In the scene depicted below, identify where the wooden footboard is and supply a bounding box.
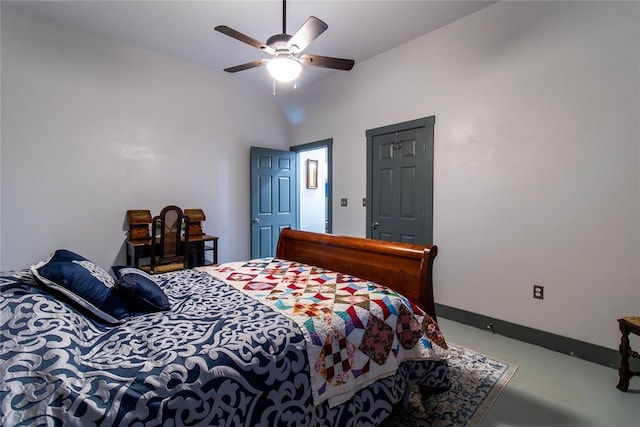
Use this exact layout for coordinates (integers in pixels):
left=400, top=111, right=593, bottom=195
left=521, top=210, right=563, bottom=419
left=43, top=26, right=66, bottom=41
left=276, top=228, right=439, bottom=320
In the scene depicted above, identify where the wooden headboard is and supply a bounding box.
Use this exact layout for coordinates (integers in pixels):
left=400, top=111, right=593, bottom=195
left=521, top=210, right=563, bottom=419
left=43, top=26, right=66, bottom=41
left=275, top=228, right=439, bottom=320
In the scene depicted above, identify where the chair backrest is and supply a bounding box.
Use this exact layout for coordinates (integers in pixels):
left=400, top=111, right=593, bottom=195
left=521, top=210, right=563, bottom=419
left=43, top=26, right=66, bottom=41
left=150, top=205, right=189, bottom=269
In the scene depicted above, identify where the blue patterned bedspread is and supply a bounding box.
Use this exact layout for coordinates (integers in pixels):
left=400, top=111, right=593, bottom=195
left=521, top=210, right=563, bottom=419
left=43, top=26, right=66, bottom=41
left=1, top=268, right=450, bottom=426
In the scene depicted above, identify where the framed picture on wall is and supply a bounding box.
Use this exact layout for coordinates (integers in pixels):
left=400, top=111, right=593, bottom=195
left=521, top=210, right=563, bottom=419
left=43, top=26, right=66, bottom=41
left=306, top=159, right=318, bottom=189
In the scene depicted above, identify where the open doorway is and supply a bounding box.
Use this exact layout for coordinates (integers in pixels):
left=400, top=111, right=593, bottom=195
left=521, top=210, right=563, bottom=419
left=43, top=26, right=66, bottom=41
left=291, top=139, right=332, bottom=234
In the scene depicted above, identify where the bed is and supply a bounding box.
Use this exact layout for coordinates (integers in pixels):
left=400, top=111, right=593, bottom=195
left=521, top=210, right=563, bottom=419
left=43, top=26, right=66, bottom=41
left=1, top=229, right=450, bottom=426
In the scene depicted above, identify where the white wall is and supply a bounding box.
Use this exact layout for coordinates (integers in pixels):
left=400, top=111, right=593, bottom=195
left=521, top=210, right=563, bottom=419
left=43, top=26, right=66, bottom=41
left=0, top=6, right=289, bottom=270
left=288, top=1, right=640, bottom=350
left=2, top=2, right=638, bottom=351
left=299, top=147, right=327, bottom=233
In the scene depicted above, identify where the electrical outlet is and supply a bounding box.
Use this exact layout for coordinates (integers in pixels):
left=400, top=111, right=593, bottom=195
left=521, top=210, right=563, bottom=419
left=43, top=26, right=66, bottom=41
left=341, top=198, right=348, bottom=207
left=533, top=285, right=544, bottom=300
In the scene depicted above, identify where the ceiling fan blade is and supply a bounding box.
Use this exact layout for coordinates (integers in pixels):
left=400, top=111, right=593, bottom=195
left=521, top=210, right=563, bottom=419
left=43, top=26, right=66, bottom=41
left=287, top=16, right=328, bottom=53
left=215, top=25, right=274, bottom=54
left=300, top=54, right=355, bottom=71
left=223, top=59, right=269, bottom=73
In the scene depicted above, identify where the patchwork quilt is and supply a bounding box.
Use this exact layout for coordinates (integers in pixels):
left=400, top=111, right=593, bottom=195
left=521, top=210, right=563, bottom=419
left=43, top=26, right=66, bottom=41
left=200, top=258, right=449, bottom=407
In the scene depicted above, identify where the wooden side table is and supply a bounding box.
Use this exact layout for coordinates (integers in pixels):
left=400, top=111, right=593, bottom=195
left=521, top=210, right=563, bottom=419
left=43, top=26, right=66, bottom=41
left=126, top=235, right=218, bottom=268
left=187, top=234, right=219, bottom=267
left=126, top=238, right=153, bottom=268
left=617, top=316, right=640, bottom=391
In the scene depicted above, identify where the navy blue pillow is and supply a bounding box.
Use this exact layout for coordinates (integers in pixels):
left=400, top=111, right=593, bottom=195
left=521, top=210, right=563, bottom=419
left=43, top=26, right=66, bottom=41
left=31, top=249, right=132, bottom=324
left=112, top=266, right=171, bottom=312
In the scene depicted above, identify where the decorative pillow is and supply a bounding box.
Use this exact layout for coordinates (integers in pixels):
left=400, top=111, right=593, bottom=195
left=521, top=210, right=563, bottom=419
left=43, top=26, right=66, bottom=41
left=30, top=249, right=131, bottom=324
left=111, top=266, right=171, bottom=312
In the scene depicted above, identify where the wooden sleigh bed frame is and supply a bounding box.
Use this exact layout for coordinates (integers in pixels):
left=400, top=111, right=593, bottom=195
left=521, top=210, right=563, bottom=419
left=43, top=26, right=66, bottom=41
left=276, top=228, right=439, bottom=320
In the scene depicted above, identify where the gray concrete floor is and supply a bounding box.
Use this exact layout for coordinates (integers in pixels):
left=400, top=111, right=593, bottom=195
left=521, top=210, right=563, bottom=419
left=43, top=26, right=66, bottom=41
left=436, top=318, right=639, bottom=427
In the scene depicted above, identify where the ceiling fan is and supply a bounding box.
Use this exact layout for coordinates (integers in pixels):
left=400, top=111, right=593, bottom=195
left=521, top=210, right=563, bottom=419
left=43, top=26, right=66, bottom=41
left=215, top=0, right=355, bottom=83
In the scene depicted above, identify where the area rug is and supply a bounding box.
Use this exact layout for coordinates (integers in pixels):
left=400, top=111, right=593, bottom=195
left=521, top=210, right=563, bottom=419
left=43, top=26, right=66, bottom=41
left=381, top=343, right=518, bottom=427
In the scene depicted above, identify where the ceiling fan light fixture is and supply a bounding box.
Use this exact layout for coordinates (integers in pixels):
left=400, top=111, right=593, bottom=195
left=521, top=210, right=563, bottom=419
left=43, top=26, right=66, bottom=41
left=267, top=54, right=302, bottom=82
left=215, top=1, right=354, bottom=84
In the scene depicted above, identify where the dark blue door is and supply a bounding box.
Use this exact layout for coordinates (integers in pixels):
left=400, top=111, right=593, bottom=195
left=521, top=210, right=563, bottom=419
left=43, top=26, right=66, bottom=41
left=250, top=147, right=297, bottom=258
left=366, top=116, right=434, bottom=245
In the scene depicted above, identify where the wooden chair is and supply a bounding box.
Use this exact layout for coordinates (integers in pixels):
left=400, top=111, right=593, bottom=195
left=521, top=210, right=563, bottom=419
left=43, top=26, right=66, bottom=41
left=142, top=205, right=190, bottom=274
left=617, top=316, right=640, bottom=391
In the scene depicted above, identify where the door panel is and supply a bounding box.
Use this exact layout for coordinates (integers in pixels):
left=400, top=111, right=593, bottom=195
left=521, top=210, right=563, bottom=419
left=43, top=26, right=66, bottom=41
left=379, top=168, right=393, bottom=216
left=400, top=166, right=416, bottom=218
left=366, top=117, right=434, bottom=245
left=259, top=175, right=272, bottom=212
left=250, top=147, right=297, bottom=258
left=278, top=176, right=291, bottom=212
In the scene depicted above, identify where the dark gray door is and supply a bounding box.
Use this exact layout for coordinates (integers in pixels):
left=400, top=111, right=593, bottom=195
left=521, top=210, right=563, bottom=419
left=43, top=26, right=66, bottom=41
left=366, top=116, right=434, bottom=245
left=250, top=147, right=297, bottom=258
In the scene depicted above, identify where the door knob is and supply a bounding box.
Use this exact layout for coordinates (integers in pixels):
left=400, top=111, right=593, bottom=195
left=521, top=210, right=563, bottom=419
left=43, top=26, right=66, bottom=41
left=251, top=217, right=260, bottom=224
left=372, top=222, right=379, bottom=229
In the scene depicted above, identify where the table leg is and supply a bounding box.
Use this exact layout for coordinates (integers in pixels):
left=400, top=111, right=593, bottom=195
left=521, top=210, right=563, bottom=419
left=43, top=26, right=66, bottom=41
left=617, top=321, right=631, bottom=392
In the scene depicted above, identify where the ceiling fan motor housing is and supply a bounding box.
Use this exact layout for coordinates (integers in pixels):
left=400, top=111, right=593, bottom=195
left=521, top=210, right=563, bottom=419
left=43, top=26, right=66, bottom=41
left=266, top=34, right=297, bottom=53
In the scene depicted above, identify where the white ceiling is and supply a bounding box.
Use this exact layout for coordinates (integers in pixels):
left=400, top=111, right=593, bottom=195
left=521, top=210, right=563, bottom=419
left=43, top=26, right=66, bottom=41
left=6, top=0, right=497, bottom=88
